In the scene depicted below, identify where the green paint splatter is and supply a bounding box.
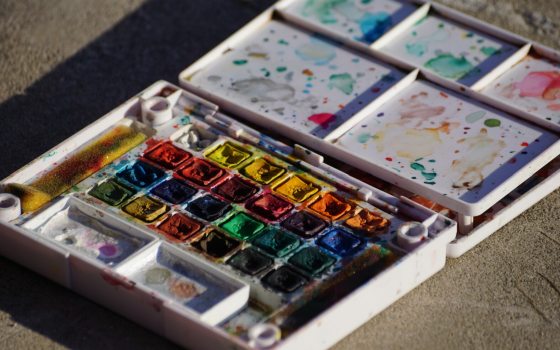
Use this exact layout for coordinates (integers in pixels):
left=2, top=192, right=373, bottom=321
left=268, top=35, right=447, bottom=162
left=276, top=66, right=287, bottom=72
left=328, top=73, right=354, bottom=95
left=480, top=47, right=500, bottom=56
left=233, top=59, right=247, bottom=65
left=484, top=118, right=501, bottom=127
left=260, top=68, right=271, bottom=77
left=180, top=116, right=191, bottom=125
left=278, top=39, right=289, bottom=45
left=357, top=133, right=370, bottom=144
left=424, top=53, right=474, bottom=79
left=465, top=110, right=486, bottom=123
left=428, top=159, right=436, bottom=163
left=410, top=162, right=437, bottom=183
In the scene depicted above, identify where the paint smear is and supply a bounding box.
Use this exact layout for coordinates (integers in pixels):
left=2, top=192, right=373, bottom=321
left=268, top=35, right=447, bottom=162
left=513, top=71, right=560, bottom=102
left=230, top=78, right=295, bottom=103
left=451, top=128, right=506, bottom=189
left=328, top=73, right=354, bottom=95
left=424, top=53, right=474, bottom=80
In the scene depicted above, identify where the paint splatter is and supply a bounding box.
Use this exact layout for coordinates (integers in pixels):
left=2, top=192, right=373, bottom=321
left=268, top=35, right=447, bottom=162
left=410, top=161, right=437, bottom=183
left=295, top=38, right=337, bottom=65
left=483, top=118, right=501, bottom=127
left=308, top=113, right=336, bottom=129
left=328, top=73, right=354, bottom=95
left=233, top=59, right=248, bottom=65
left=357, top=133, right=370, bottom=144
left=424, top=53, right=474, bottom=80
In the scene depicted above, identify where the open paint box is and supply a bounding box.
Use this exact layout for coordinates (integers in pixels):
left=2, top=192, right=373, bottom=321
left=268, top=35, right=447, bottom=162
left=0, top=0, right=558, bottom=349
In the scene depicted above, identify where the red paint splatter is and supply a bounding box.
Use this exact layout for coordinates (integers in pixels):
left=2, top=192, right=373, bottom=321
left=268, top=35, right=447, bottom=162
left=385, top=157, right=393, bottom=162
left=371, top=87, right=381, bottom=93
left=439, top=92, right=448, bottom=98
left=521, top=142, right=529, bottom=147
left=308, top=113, right=336, bottom=129
left=509, top=157, right=517, bottom=164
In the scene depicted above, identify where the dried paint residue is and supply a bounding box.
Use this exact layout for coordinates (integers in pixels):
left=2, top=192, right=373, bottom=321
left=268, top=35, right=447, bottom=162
left=424, top=53, right=474, bottom=80
left=345, top=209, right=390, bottom=237
left=123, top=196, right=168, bottom=222
left=7, top=125, right=146, bottom=212
left=513, top=71, right=560, bottom=103
left=241, top=158, right=286, bottom=184
left=274, top=176, right=319, bottom=202
left=328, top=73, right=354, bottom=95
left=206, top=142, right=252, bottom=168
left=309, top=193, right=351, bottom=219
left=451, top=128, right=506, bottom=189
left=89, top=179, right=135, bottom=206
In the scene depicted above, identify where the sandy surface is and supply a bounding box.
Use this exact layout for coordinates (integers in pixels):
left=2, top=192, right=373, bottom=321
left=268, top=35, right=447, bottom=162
left=0, top=0, right=559, bottom=349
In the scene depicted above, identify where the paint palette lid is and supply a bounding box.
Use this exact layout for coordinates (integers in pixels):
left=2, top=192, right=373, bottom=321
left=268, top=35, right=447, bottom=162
left=181, top=19, right=405, bottom=140
left=332, top=80, right=559, bottom=215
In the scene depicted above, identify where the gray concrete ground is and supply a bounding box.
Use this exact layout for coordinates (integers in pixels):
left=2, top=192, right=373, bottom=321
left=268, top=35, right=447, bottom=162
left=0, top=0, right=559, bottom=349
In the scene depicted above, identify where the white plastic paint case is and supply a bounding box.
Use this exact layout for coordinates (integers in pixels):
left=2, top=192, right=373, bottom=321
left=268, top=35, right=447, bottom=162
left=0, top=80, right=456, bottom=349
left=178, top=0, right=560, bottom=256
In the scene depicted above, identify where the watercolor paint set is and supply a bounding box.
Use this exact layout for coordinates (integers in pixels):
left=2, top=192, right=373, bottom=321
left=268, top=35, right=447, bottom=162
left=0, top=81, right=455, bottom=349
left=180, top=0, right=560, bottom=257
left=0, top=0, right=559, bottom=349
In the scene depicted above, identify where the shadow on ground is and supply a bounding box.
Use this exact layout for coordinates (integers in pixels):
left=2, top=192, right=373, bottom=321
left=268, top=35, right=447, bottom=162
left=0, top=0, right=274, bottom=348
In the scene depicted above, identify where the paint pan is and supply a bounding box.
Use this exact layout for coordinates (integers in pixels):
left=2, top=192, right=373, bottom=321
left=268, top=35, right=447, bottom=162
left=206, top=142, right=252, bottom=168
left=157, top=213, right=202, bottom=242
left=123, top=196, right=168, bottom=223
left=282, top=211, right=327, bottom=238
left=192, top=229, right=240, bottom=259
left=186, top=195, right=231, bottom=222
left=241, top=158, right=286, bottom=185
left=213, top=176, right=257, bottom=203
left=116, top=242, right=250, bottom=325
left=145, top=142, right=192, bottom=169
left=220, top=212, right=265, bottom=241
left=247, top=193, right=294, bottom=221
left=23, top=197, right=153, bottom=266
left=252, top=227, right=301, bottom=257
left=345, top=208, right=391, bottom=238
left=179, top=158, right=225, bottom=186
left=117, top=160, right=166, bottom=189
left=150, top=178, right=197, bottom=204
left=309, top=193, right=352, bottom=220
left=227, top=248, right=273, bottom=276
left=89, top=179, right=136, bottom=206
left=273, top=175, right=320, bottom=203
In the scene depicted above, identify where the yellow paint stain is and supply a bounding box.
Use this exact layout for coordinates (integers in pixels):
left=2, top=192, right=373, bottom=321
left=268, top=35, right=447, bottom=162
left=6, top=125, right=146, bottom=213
